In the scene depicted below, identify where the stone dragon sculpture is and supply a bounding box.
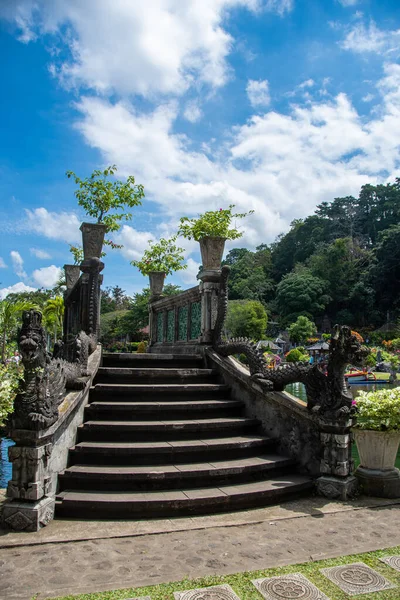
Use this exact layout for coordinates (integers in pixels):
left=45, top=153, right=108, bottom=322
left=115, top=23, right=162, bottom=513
left=213, top=265, right=368, bottom=420
left=12, top=310, right=91, bottom=431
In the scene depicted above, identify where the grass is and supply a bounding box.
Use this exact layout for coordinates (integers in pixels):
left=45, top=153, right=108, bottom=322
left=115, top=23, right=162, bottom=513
left=47, top=546, right=400, bottom=600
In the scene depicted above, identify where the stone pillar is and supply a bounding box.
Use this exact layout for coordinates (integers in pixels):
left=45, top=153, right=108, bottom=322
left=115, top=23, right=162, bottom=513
left=316, top=420, right=358, bottom=500
left=2, top=442, right=55, bottom=532
left=198, top=269, right=220, bottom=344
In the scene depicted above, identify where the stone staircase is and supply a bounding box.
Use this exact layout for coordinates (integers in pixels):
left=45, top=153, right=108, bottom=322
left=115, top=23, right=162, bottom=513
left=55, top=353, right=313, bottom=519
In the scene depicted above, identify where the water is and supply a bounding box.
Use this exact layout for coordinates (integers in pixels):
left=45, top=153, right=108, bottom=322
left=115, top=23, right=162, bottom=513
left=0, top=436, right=14, bottom=489
left=285, top=381, right=397, bottom=402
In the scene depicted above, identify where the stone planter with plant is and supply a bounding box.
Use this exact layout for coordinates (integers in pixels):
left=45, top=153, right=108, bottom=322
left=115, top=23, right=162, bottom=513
left=131, top=236, right=186, bottom=297
left=353, top=387, right=400, bottom=498
left=177, top=204, right=254, bottom=271
left=66, top=164, right=144, bottom=258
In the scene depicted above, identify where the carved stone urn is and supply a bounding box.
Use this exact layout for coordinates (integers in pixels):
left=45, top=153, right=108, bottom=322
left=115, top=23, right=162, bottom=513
left=80, top=222, right=106, bottom=259
left=354, top=429, right=400, bottom=498
left=199, top=236, right=226, bottom=271
left=149, top=271, right=166, bottom=298
left=64, top=265, right=81, bottom=291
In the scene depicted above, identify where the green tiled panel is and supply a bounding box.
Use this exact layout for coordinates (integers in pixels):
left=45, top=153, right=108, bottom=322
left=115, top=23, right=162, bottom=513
left=156, top=311, right=164, bottom=342
left=190, top=301, right=201, bottom=340
left=178, top=306, right=188, bottom=340
left=167, top=309, right=175, bottom=342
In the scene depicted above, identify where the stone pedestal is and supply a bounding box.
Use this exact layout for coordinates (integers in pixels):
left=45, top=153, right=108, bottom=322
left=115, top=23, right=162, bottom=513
left=316, top=475, right=358, bottom=500
left=355, top=466, right=400, bottom=498
left=317, top=421, right=358, bottom=500
left=199, top=270, right=220, bottom=344
left=2, top=496, right=55, bottom=532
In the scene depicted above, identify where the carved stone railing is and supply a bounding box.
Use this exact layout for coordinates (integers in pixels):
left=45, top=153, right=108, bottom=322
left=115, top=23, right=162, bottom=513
left=2, top=222, right=106, bottom=531
left=149, top=286, right=202, bottom=351
left=148, top=267, right=221, bottom=353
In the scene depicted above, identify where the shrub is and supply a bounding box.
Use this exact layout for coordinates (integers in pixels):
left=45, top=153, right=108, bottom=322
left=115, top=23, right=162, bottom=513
left=178, top=205, right=254, bottom=241
left=353, top=387, right=400, bottom=431
left=285, top=348, right=309, bottom=363
left=137, top=341, right=148, bottom=353
left=0, top=362, right=21, bottom=427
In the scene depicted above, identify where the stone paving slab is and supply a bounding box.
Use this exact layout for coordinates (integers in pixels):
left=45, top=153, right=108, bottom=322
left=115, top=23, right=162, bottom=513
left=380, top=555, right=400, bottom=571
left=320, top=562, right=396, bottom=595
left=1, top=504, right=400, bottom=600
left=174, top=584, right=240, bottom=600
left=1, top=488, right=399, bottom=548
left=253, top=573, right=329, bottom=600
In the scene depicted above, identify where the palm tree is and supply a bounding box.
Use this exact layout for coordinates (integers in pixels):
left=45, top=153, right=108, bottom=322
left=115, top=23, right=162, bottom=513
left=0, top=300, right=34, bottom=363
left=43, top=297, right=65, bottom=346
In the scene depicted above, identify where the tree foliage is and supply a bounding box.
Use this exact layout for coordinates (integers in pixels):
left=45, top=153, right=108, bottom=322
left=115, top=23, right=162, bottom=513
left=225, top=300, right=267, bottom=339
left=288, top=316, right=317, bottom=344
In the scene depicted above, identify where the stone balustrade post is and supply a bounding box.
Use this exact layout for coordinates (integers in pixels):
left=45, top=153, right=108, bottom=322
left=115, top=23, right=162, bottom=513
left=316, top=419, right=357, bottom=500
left=198, top=268, right=220, bottom=344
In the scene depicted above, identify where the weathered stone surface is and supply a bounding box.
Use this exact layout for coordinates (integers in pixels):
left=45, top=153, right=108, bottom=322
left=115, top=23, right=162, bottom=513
left=355, top=465, right=400, bottom=499
left=320, top=562, right=396, bottom=595
left=2, top=496, right=55, bottom=532
left=380, top=556, right=400, bottom=571
left=174, top=584, right=240, bottom=600
left=253, top=573, right=329, bottom=600
left=316, top=475, right=358, bottom=500
left=7, top=443, right=52, bottom=501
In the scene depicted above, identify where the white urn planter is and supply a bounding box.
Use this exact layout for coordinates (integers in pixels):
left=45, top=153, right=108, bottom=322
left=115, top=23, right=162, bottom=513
left=149, top=271, right=166, bottom=297
left=199, top=236, right=226, bottom=271
left=354, top=429, right=400, bottom=498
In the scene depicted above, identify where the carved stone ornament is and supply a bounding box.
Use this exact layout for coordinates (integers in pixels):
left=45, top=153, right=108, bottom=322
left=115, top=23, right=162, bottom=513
left=7, top=443, right=52, bottom=500
left=199, top=236, right=226, bottom=271
left=253, top=573, right=329, bottom=600
left=321, top=562, right=396, bottom=595
left=174, top=585, right=241, bottom=600
left=213, top=266, right=368, bottom=421
left=2, top=496, right=55, bottom=532
left=11, top=310, right=91, bottom=431
left=316, top=475, right=358, bottom=500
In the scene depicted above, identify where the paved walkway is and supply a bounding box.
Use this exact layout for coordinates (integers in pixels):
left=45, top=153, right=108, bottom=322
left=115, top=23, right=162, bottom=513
left=1, top=495, right=400, bottom=600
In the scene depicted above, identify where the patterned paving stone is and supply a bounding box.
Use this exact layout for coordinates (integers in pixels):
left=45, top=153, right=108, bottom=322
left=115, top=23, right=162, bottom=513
left=174, top=584, right=241, bottom=600
left=252, top=573, right=329, bottom=600
left=380, top=555, right=400, bottom=572
left=320, top=562, right=396, bottom=595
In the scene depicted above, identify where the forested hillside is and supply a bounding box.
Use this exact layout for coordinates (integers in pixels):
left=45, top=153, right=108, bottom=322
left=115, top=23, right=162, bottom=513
left=223, top=179, right=400, bottom=330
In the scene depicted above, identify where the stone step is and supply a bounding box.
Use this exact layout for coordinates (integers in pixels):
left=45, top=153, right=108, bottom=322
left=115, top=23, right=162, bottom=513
left=95, top=367, right=218, bottom=384
left=90, top=383, right=231, bottom=401
left=77, top=417, right=261, bottom=442
left=69, top=435, right=275, bottom=465
left=102, top=353, right=204, bottom=369
left=59, top=454, right=296, bottom=491
left=55, top=475, right=314, bottom=518
left=84, top=399, right=243, bottom=420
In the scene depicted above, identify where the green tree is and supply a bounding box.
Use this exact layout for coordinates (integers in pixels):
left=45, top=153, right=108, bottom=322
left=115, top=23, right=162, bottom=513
left=370, top=225, right=400, bottom=314
left=275, top=267, right=330, bottom=324
left=43, top=296, right=65, bottom=345
left=225, top=300, right=267, bottom=339
left=0, top=300, right=34, bottom=363
left=66, top=165, right=145, bottom=247
left=288, top=316, right=317, bottom=345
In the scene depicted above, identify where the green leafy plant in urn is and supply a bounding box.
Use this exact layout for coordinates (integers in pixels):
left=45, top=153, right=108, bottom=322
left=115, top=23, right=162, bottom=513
left=353, top=387, right=400, bottom=498
left=178, top=205, right=254, bottom=272
left=131, top=237, right=186, bottom=298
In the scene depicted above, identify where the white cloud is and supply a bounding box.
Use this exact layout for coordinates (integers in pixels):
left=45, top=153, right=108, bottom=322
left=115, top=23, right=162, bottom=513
left=74, top=63, right=400, bottom=250
left=30, top=247, right=51, bottom=259
left=115, top=225, right=156, bottom=262
left=0, top=0, right=292, bottom=98
left=180, top=258, right=201, bottom=285
left=0, top=282, right=36, bottom=300
left=25, top=208, right=81, bottom=243
left=0, top=257, right=7, bottom=268
left=31, top=265, right=63, bottom=288
left=246, top=79, right=271, bottom=107
left=338, top=0, right=359, bottom=6
left=183, top=100, right=203, bottom=123
left=340, top=21, right=400, bottom=56
left=362, top=93, right=374, bottom=102
left=10, top=251, right=27, bottom=279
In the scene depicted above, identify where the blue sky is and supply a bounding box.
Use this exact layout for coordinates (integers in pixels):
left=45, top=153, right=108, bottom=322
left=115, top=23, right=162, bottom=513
left=1, top=0, right=400, bottom=298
